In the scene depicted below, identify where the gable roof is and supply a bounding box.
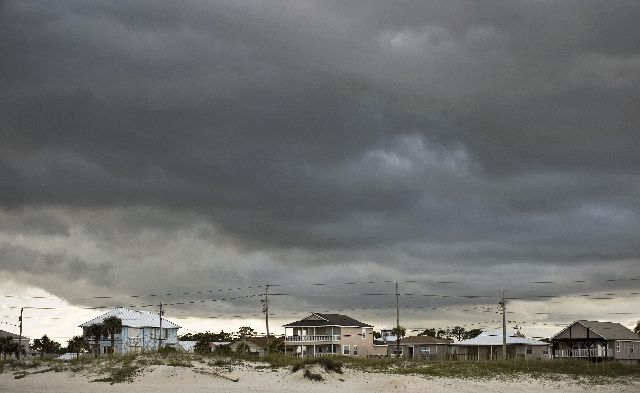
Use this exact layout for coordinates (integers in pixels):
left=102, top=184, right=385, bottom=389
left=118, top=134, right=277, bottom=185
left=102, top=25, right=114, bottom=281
left=0, top=329, right=28, bottom=340
left=552, top=320, right=640, bottom=341
left=453, top=330, right=548, bottom=346
left=388, top=335, right=452, bottom=345
left=283, top=313, right=373, bottom=327
left=79, top=307, right=180, bottom=329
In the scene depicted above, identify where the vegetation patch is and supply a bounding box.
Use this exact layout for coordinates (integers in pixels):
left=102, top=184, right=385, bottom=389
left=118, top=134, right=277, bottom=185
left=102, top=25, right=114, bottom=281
left=90, top=364, right=140, bottom=384
left=302, top=368, right=323, bottom=381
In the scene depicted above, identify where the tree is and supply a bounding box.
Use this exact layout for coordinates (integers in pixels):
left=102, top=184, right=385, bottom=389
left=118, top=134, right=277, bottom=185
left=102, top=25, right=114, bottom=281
left=68, top=336, right=89, bottom=359
left=391, top=326, right=406, bottom=358
left=237, top=326, right=256, bottom=339
left=31, top=335, right=61, bottom=358
left=634, top=321, right=640, bottom=336
left=87, top=324, right=107, bottom=358
left=103, top=316, right=123, bottom=354
left=462, top=329, right=482, bottom=340
left=418, top=328, right=437, bottom=337
left=267, top=337, right=285, bottom=354
left=372, top=331, right=382, bottom=340
left=450, top=326, right=466, bottom=341
left=0, top=336, right=19, bottom=360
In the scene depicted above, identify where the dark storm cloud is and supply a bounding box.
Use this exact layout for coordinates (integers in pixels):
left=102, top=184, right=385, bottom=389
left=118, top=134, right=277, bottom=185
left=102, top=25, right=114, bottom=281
left=1, top=0, right=639, bottom=315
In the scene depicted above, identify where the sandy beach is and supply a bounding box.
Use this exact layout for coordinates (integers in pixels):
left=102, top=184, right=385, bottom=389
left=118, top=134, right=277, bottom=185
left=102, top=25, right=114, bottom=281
left=1, top=362, right=638, bottom=393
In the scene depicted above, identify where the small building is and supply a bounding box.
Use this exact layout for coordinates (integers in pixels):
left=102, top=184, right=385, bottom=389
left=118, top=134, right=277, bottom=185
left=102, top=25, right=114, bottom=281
left=79, top=307, right=180, bottom=355
left=229, top=336, right=269, bottom=357
left=551, top=320, right=640, bottom=364
left=283, top=313, right=375, bottom=357
left=452, top=330, right=550, bottom=360
left=388, top=335, right=452, bottom=359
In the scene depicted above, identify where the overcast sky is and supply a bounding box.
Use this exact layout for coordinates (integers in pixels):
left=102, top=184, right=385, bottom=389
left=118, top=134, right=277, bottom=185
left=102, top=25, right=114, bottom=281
left=1, top=1, right=639, bottom=342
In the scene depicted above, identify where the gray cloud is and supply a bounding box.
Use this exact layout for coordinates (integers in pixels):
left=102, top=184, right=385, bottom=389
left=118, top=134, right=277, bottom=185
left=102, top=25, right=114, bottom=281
left=0, top=1, right=639, bottom=326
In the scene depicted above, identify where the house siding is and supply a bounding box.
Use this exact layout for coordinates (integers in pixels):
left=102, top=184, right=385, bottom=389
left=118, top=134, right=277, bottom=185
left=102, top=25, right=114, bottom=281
left=614, top=340, right=640, bottom=362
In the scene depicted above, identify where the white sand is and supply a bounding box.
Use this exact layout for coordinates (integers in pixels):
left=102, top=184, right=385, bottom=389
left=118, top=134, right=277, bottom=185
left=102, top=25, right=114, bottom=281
left=1, top=363, right=637, bottom=393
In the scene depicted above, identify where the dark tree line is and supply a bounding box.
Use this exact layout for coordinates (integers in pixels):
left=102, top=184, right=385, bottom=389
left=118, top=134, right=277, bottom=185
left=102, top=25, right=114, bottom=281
left=418, top=326, right=482, bottom=341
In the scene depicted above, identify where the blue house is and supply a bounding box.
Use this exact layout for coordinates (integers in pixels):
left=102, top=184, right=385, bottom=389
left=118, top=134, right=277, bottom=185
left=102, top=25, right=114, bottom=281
left=79, top=307, right=180, bottom=355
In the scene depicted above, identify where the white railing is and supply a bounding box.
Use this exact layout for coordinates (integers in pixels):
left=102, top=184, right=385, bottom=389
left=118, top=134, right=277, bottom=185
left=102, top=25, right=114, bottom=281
left=285, top=335, right=340, bottom=342
left=314, top=353, right=339, bottom=356
left=554, top=349, right=607, bottom=358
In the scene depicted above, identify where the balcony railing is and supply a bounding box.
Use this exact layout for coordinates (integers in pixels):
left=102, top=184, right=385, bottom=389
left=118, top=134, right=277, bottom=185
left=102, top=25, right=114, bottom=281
left=554, top=349, right=607, bottom=358
left=285, top=335, right=340, bottom=342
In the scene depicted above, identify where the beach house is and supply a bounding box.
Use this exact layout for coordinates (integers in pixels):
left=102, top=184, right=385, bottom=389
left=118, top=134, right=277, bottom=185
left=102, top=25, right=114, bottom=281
left=551, top=320, right=640, bottom=364
left=451, top=330, right=550, bottom=360
left=387, top=335, right=453, bottom=359
left=283, top=313, right=379, bottom=357
left=79, top=307, right=180, bottom=355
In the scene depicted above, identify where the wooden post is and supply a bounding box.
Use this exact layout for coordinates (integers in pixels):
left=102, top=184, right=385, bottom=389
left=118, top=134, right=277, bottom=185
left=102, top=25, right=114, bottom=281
left=17, top=308, right=23, bottom=360
left=158, top=303, right=163, bottom=349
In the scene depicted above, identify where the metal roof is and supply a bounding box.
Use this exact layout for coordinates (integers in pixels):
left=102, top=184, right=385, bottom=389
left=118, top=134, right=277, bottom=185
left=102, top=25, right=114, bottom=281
left=283, top=313, right=373, bottom=327
left=552, top=320, right=640, bottom=341
left=453, top=330, right=548, bottom=346
left=79, top=307, right=180, bottom=329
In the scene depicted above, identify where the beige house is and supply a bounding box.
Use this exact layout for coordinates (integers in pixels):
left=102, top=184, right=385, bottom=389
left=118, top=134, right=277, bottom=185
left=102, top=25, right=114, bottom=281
left=551, top=320, right=640, bottom=364
left=283, top=313, right=375, bottom=357
left=388, top=335, right=452, bottom=359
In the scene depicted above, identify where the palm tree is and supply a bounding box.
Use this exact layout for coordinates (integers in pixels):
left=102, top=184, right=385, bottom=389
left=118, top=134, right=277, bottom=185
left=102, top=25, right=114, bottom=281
left=103, top=316, right=123, bottom=354
left=68, top=336, right=89, bottom=359
left=31, top=335, right=53, bottom=358
left=87, top=324, right=106, bottom=358
left=391, top=326, right=406, bottom=359
left=634, top=321, right=640, bottom=336
left=0, top=336, right=15, bottom=359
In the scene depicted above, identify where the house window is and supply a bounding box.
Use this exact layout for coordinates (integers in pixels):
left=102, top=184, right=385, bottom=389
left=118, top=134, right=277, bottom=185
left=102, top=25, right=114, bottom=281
left=616, top=342, right=620, bottom=352
left=420, top=345, right=430, bottom=355
left=343, top=345, right=350, bottom=355
left=362, top=328, right=366, bottom=339
left=392, top=347, right=403, bottom=356
left=631, top=343, right=634, bottom=354
left=353, top=345, right=358, bottom=356
left=526, top=346, right=532, bottom=355
left=543, top=347, right=549, bottom=355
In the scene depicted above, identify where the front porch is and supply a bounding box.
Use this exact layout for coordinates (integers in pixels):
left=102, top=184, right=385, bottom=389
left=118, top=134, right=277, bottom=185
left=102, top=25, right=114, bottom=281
left=285, top=344, right=341, bottom=357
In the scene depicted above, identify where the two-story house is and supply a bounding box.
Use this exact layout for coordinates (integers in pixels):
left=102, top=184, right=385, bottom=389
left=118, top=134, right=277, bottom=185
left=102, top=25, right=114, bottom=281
left=283, top=313, right=379, bottom=357
left=79, top=307, right=180, bottom=355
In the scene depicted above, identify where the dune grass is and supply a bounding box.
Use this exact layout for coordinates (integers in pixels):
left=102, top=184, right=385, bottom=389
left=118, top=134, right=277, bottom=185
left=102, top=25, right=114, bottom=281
left=4, top=351, right=639, bottom=385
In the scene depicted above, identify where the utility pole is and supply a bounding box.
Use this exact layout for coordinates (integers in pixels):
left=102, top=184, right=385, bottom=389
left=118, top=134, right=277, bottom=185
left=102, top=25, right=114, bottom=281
left=499, top=291, right=507, bottom=360
left=158, top=303, right=163, bottom=349
left=395, top=281, right=400, bottom=359
left=17, top=308, right=23, bottom=360
left=263, top=285, right=270, bottom=354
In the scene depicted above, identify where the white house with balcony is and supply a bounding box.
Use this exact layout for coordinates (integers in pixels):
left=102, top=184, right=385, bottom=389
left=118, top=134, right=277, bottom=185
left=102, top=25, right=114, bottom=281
left=283, top=313, right=377, bottom=357
left=79, top=307, right=180, bottom=355
left=551, top=320, right=640, bottom=364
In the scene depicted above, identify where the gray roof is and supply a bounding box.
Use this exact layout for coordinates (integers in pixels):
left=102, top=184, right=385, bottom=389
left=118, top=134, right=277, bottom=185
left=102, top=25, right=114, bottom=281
left=283, top=313, right=373, bottom=327
left=453, top=330, right=548, bottom=346
left=553, top=320, right=640, bottom=341
left=0, top=329, right=28, bottom=340
left=79, top=307, right=180, bottom=329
